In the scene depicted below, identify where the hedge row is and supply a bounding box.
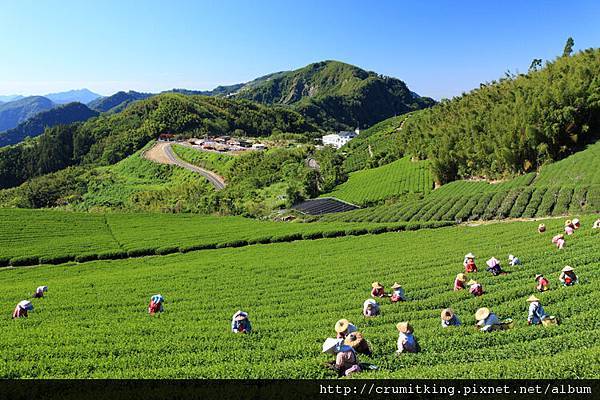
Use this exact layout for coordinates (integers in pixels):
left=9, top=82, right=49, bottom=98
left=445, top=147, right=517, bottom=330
left=2, top=221, right=455, bottom=268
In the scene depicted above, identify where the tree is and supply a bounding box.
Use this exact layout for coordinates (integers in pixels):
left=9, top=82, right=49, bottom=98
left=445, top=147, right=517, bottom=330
left=562, top=37, right=574, bottom=57
left=529, top=59, right=542, bottom=72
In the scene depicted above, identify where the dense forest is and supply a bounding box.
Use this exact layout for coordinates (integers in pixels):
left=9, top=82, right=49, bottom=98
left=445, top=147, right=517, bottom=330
left=234, top=60, right=435, bottom=130
left=397, top=46, right=600, bottom=184
left=0, top=93, right=317, bottom=189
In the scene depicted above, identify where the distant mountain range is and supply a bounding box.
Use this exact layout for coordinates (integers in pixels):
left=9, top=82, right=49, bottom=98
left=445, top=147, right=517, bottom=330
left=44, top=89, right=101, bottom=104
left=0, top=61, right=434, bottom=146
left=0, top=102, right=98, bottom=147
left=0, top=95, right=25, bottom=103
left=0, top=96, right=55, bottom=132
left=88, top=91, right=153, bottom=113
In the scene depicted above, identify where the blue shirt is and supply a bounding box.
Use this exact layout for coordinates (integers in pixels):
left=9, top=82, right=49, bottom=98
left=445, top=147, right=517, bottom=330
left=441, top=315, right=461, bottom=327
left=232, top=319, right=252, bottom=333
left=528, top=302, right=547, bottom=324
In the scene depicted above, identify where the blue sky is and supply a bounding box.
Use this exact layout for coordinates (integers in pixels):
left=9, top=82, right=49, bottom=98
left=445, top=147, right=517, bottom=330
left=0, top=0, right=598, bottom=99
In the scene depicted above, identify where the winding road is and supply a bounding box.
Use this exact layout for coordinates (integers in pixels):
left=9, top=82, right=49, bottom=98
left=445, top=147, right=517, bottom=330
left=144, top=141, right=227, bottom=190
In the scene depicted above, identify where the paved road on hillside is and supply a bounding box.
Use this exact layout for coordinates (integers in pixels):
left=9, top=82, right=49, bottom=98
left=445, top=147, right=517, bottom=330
left=144, top=141, right=227, bottom=190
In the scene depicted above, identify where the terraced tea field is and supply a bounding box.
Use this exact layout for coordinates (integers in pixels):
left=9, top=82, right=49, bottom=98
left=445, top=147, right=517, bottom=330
left=321, top=141, right=600, bottom=223
left=0, top=208, right=449, bottom=266
left=1, top=216, right=598, bottom=378
left=323, top=157, right=433, bottom=206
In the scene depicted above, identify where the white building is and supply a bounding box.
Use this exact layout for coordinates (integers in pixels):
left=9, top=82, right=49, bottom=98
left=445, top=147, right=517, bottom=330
left=322, top=129, right=359, bottom=149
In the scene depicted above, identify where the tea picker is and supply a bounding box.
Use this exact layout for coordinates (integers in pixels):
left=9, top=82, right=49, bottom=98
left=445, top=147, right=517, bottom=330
left=148, top=294, right=164, bottom=315
left=485, top=257, right=505, bottom=276
left=559, top=266, right=578, bottom=286
left=322, top=338, right=361, bottom=377
left=33, top=285, right=48, bottom=299
left=535, top=274, right=550, bottom=292
left=370, top=282, right=386, bottom=298
left=12, top=300, right=33, bottom=319
left=467, top=279, right=484, bottom=296
left=441, top=308, right=461, bottom=328
left=390, top=282, right=406, bottom=302
left=552, top=234, right=565, bottom=249
left=363, top=299, right=380, bottom=317
left=508, top=254, right=521, bottom=267
left=475, top=307, right=513, bottom=332
left=396, top=322, right=420, bottom=354
left=526, top=295, right=557, bottom=326
left=454, top=273, right=467, bottom=291
left=231, top=310, right=252, bottom=333
left=463, top=253, right=477, bottom=273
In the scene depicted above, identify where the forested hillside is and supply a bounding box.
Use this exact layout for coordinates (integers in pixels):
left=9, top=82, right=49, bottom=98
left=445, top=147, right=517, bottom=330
left=234, top=60, right=435, bottom=130
left=0, top=93, right=317, bottom=190
left=88, top=91, right=153, bottom=113
left=0, top=103, right=98, bottom=147
left=396, top=48, right=600, bottom=184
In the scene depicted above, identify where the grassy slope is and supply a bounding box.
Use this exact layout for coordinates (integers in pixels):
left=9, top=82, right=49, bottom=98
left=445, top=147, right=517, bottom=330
left=170, top=144, right=235, bottom=177
left=322, top=157, right=433, bottom=206
left=0, top=217, right=598, bottom=378
left=77, top=143, right=213, bottom=212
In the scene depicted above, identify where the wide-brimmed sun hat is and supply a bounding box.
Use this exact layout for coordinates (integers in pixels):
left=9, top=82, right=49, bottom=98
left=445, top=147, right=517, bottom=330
left=565, top=220, right=572, bottom=226
left=456, top=273, right=467, bottom=282
left=391, top=282, right=402, bottom=289
left=534, top=274, right=543, bottom=281
left=322, top=338, right=343, bottom=354
left=441, top=308, right=454, bottom=321
left=233, top=310, right=248, bottom=321
left=335, top=319, right=351, bottom=333
left=508, top=254, right=515, bottom=261
left=527, top=295, right=540, bottom=302
left=371, top=282, right=384, bottom=289
left=363, top=299, right=377, bottom=308
left=396, top=322, right=413, bottom=333
left=475, top=307, right=490, bottom=321
left=562, top=266, right=574, bottom=272
left=18, top=300, right=33, bottom=310
left=344, top=332, right=364, bottom=347
left=467, top=279, right=478, bottom=285
left=465, top=253, right=475, bottom=259
left=572, top=218, right=580, bottom=225
left=486, top=257, right=500, bottom=267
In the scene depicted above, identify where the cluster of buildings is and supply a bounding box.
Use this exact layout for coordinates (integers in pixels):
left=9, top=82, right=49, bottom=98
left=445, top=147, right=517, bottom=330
left=187, top=136, right=267, bottom=152
left=321, top=128, right=360, bottom=149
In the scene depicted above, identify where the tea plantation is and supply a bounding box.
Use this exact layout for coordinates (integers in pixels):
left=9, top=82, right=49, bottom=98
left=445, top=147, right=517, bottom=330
left=321, top=141, right=600, bottom=223
left=321, top=157, right=433, bottom=206
left=0, top=208, right=449, bottom=266
left=0, top=216, right=598, bottom=378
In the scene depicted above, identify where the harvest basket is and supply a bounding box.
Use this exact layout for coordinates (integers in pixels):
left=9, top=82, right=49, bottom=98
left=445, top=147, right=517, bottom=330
left=542, top=316, right=558, bottom=327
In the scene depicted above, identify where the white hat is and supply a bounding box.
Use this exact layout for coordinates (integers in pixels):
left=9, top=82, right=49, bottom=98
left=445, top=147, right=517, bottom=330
left=508, top=255, right=515, bottom=261
left=233, top=310, right=248, bottom=321
left=363, top=299, right=378, bottom=308
left=562, top=266, right=574, bottom=272
left=486, top=257, right=500, bottom=268
left=465, top=253, right=475, bottom=259
left=322, top=338, right=343, bottom=354
left=18, top=300, right=33, bottom=310
left=572, top=218, right=580, bottom=225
